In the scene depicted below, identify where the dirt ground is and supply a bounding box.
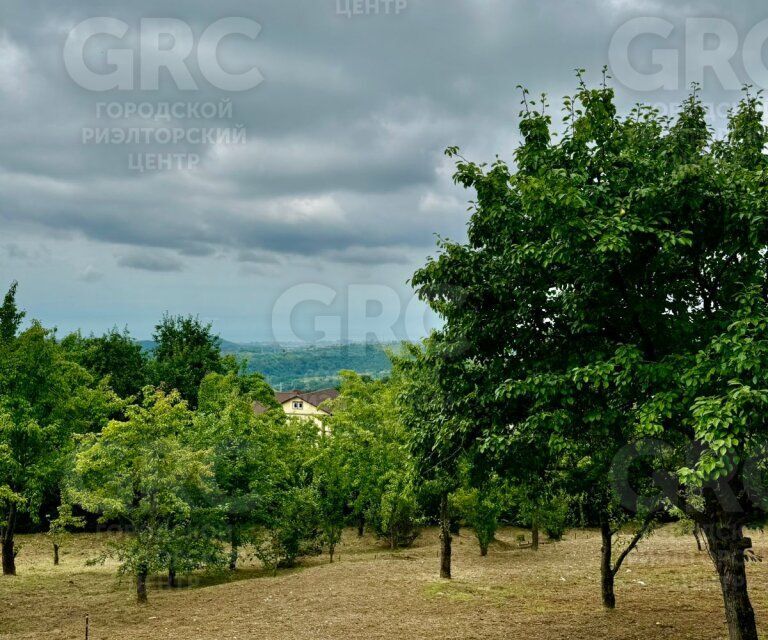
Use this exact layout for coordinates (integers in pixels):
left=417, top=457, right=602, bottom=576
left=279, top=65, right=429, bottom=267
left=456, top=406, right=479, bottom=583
left=1, top=525, right=766, bottom=639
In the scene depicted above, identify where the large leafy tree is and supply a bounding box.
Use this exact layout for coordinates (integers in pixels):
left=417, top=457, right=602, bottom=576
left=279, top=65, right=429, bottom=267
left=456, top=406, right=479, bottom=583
left=62, top=328, right=149, bottom=399
left=395, top=339, right=464, bottom=578
left=634, top=290, right=768, bottom=640
left=198, top=368, right=279, bottom=413
left=152, top=314, right=224, bottom=408
left=413, top=73, right=768, bottom=639
left=0, top=283, right=117, bottom=575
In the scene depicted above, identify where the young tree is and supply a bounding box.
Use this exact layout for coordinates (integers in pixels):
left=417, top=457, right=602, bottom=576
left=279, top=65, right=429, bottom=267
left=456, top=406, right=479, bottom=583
left=254, top=484, right=321, bottom=573
left=0, top=281, right=24, bottom=341
left=46, top=504, right=85, bottom=565
left=160, top=506, right=227, bottom=587
left=311, top=437, right=351, bottom=563
left=413, top=73, right=768, bottom=638
left=277, top=485, right=322, bottom=567
left=324, top=371, right=416, bottom=545
left=194, top=372, right=283, bottom=571
left=452, top=479, right=505, bottom=556
left=376, top=470, right=420, bottom=550
left=72, top=389, right=213, bottom=602
left=248, top=415, right=325, bottom=574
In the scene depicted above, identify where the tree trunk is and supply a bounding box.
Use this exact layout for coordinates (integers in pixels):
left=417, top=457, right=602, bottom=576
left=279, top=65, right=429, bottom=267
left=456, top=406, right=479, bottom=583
left=600, top=517, right=616, bottom=609
left=693, top=524, right=703, bottom=552
left=531, top=514, right=539, bottom=552
left=357, top=514, right=365, bottom=537
left=329, top=544, right=335, bottom=563
left=229, top=527, right=239, bottom=571
left=2, top=502, right=18, bottom=575
left=479, top=542, right=488, bottom=557
left=439, top=492, right=452, bottom=579
left=168, top=564, right=176, bottom=588
left=53, top=544, right=60, bottom=566
left=136, top=568, right=148, bottom=604
left=703, top=522, right=758, bottom=640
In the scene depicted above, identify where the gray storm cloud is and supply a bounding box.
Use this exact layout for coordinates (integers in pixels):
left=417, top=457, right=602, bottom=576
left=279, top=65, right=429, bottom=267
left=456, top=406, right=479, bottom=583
left=0, top=0, right=761, bottom=338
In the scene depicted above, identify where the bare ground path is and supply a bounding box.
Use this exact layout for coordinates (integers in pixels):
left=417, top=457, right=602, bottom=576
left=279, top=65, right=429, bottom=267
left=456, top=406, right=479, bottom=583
left=1, top=525, right=766, bottom=639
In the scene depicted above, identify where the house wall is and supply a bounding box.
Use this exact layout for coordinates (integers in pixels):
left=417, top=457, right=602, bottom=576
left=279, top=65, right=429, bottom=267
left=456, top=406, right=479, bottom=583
left=281, top=399, right=329, bottom=433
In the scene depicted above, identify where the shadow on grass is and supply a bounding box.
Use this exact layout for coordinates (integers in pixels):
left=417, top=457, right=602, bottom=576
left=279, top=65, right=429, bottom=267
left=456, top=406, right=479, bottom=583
left=149, top=563, right=311, bottom=592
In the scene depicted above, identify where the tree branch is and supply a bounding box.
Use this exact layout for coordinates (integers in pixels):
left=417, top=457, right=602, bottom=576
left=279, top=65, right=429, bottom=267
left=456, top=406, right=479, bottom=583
left=611, top=509, right=659, bottom=576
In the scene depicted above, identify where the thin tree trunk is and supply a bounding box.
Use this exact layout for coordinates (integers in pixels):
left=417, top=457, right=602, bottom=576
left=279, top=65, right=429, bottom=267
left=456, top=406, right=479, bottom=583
left=136, top=568, right=148, bottom=604
left=357, top=513, right=365, bottom=537
left=479, top=541, right=488, bottom=557
left=53, top=544, right=60, bottom=566
left=2, top=503, right=17, bottom=575
left=531, top=513, right=539, bottom=552
left=439, top=492, right=452, bottom=579
left=329, top=544, right=335, bottom=563
left=229, top=527, right=239, bottom=571
left=693, top=524, right=703, bottom=552
left=703, top=522, right=758, bottom=640
left=600, top=516, right=616, bottom=609
left=599, top=507, right=656, bottom=610
left=167, top=564, right=176, bottom=588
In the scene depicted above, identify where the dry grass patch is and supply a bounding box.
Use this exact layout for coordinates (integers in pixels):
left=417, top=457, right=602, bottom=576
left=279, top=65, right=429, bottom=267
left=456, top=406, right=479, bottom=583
left=1, top=525, right=767, bottom=639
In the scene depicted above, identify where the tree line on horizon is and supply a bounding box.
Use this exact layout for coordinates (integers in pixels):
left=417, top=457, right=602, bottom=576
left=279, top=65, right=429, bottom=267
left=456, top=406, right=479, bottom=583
left=0, top=283, right=560, bottom=603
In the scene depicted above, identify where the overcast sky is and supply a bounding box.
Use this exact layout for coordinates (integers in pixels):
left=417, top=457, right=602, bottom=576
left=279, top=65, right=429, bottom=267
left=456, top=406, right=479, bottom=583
left=0, top=0, right=763, bottom=342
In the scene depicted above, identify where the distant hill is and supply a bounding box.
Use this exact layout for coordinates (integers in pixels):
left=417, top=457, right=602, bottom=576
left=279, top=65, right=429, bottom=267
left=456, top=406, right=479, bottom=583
left=238, top=342, right=396, bottom=390
left=138, top=340, right=396, bottom=390
left=138, top=338, right=244, bottom=353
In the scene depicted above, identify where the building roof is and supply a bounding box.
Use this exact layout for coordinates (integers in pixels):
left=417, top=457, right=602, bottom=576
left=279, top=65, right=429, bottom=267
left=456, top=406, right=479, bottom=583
left=276, top=388, right=339, bottom=409
left=252, top=400, right=269, bottom=415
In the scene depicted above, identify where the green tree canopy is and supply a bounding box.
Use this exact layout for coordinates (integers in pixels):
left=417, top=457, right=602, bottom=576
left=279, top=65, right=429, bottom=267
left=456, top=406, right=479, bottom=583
left=62, top=328, right=148, bottom=399
left=72, top=389, right=212, bottom=602
left=413, top=74, right=768, bottom=639
left=193, top=372, right=284, bottom=570
left=0, top=282, right=119, bottom=575
left=152, top=314, right=224, bottom=408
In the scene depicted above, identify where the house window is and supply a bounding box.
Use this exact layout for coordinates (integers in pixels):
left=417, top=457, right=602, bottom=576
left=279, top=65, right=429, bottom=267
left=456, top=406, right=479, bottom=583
left=293, top=400, right=304, bottom=410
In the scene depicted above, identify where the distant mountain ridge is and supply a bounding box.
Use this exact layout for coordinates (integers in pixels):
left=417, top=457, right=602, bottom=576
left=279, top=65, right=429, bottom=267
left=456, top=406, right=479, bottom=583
left=138, top=340, right=396, bottom=391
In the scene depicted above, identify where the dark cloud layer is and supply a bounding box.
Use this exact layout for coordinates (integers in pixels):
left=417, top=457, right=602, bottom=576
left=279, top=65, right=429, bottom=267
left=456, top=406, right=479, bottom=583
left=0, top=0, right=761, bottom=338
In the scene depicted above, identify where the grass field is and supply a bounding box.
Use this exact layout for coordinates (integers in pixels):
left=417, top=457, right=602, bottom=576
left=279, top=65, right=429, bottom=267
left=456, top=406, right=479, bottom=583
left=1, top=525, right=767, bottom=639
